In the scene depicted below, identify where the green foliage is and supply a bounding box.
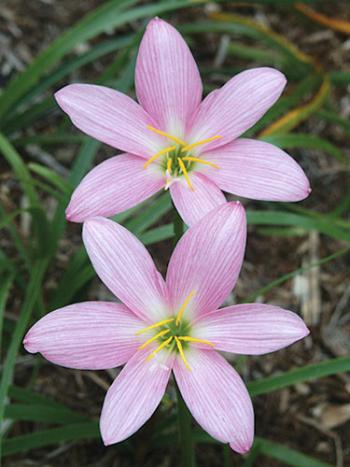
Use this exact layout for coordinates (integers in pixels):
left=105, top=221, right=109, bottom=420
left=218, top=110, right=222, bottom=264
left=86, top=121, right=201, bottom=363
left=0, top=0, right=348, bottom=465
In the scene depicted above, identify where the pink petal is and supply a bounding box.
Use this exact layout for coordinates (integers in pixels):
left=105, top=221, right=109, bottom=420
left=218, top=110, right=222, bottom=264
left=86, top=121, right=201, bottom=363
left=135, top=18, right=202, bottom=136
left=173, top=348, right=254, bottom=453
left=170, top=173, right=226, bottom=226
left=100, top=347, right=173, bottom=445
left=23, top=302, right=143, bottom=370
left=55, top=84, right=163, bottom=157
left=66, top=153, right=164, bottom=223
left=83, top=217, right=169, bottom=323
left=193, top=304, right=309, bottom=355
left=188, top=68, right=286, bottom=152
left=204, top=139, right=310, bottom=201
left=166, top=202, right=246, bottom=320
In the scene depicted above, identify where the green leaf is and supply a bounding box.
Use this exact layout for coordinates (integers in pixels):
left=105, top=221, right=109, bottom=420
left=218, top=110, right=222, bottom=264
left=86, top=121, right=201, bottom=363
left=317, top=108, right=350, bottom=135
left=261, top=133, right=348, bottom=164
left=14, top=34, right=135, bottom=111
left=1, top=422, right=100, bottom=455
left=0, top=259, right=48, bottom=458
left=139, top=224, right=174, bottom=245
left=0, top=0, right=208, bottom=121
left=9, top=385, right=66, bottom=408
left=4, top=404, right=89, bottom=425
left=194, top=432, right=331, bottom=466
left=253, top=437, right=332, bottom=467
left=125, top=192, right=172, bottom=235
left=181, top=18, right=313, bottom=73
left=244, top=246, right=349, bottom=303
left=0, top=275, right=13, bottom=357
left=0, top=133, right=39, bottom=207
left=247, top=210, right=350, bottom=243
left=0, top=203, right=30, bottom=268
left=248, top=356, right=350, bottom=397
left=28, top=163, right=72, bottom=194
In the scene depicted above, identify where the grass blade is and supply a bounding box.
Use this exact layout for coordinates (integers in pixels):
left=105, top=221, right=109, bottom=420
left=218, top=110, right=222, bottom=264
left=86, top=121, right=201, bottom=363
left=261, top=133, right=348, bottom=164
left=0, top=259, right=47, bottom=458
left=248, top=356, right=350, bottom=397
left=1, top=422, right=100, bottom=456
left=4, top=404, right=89, bottom=425
left=0, top=133, right=39, bottom=207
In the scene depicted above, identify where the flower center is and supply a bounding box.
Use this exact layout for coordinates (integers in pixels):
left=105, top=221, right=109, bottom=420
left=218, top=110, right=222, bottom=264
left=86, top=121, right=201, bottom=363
left=135, top=290, right=214, bottom=370
left=143, top=125, right=221, bottom=191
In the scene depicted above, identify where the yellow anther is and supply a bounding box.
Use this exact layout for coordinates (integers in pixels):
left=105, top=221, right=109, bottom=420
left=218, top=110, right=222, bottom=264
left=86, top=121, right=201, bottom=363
left=167, top=158, right=172, bottom=173
left=144, top=146, right=177, bottom=169
left=175, top=337, right=191, bottom=371
left=178, top=336, right=215, bottom=347
left=147, top=125, right=187, bottom=146
left=136, top=318, right=174, bottom=336
left=181, top=135, right=222, bottom=152
left=138, top=329, right=170, bottom=350
left=177, top=158, right=194, bottom=191
left=146, top=336, right=173, bottom=361
left=182, top=157, right=219, bottom=169
left=175, top=290, right=195, bottom=325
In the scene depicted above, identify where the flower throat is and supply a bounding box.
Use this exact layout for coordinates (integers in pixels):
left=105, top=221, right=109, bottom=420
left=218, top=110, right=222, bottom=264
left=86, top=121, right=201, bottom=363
left=143, top=125, right=221, bottom=191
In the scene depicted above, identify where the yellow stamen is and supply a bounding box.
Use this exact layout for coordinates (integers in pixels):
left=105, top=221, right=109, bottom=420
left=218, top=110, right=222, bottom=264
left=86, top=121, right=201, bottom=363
left=136, top=318, right=174, bottom=336
left=144, top=146, right=176, bottom=169
left=177, top=158, right=194, bottom=191
left=181, top=135, right=222, bottom=152
left=146, top=336, right=173, bottom=361
left=178, top=336, right=215, bottom=347
left=176, top=290, right=195, bottom=325
left=175, top=337, right=191, bottom=370
left=138, top=329, right=170, bottom=350
left=147, top=125, right=187, bottom=146
left=182, top=157, right=219, bottom=169
left=167, top=158, right=172, bottom=173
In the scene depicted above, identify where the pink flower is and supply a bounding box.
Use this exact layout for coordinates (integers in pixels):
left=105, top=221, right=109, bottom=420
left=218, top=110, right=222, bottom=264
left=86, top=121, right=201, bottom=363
left=55, top=18, right=310, bottom=226
left=23, top=203, right=309, bottom=453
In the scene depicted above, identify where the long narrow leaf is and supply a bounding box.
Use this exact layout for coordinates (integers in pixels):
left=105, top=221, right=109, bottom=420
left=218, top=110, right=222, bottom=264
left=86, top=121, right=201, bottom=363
left=248, top=356, right=350, bottom=397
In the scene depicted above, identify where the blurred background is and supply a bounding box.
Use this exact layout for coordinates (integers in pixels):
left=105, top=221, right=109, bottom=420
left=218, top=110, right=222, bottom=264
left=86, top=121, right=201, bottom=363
left=0, top=0, right=349, bottom=466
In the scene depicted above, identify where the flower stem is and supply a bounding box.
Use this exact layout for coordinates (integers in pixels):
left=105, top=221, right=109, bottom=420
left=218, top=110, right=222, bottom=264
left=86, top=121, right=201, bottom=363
left=173, top=209, right=196, bottom=467
left=176, top=384, right=196, bottom=467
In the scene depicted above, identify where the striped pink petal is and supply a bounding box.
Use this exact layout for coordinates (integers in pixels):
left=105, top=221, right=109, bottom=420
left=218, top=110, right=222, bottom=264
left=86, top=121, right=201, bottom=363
left=135, top=18, right=202, bottom=136
left=55, top=84, right=163, bottom=157
left=169, top=173, right=226, bottom=226
left=66, top=154, right=164, bottom=222
left=188, top=68, right=286, bottom=152
left=23, top=302, right=142, bottom=370
left=173, top=348, right=254, bottom=453
left=204, top=139, right=310, bottom=201
left=166, top=202, right=246, bottom=320
left=83, top=217, right=169, bottom=323
left=100, top=348, right=173, bottom=445
left=193, top=304, right=309, bottom=355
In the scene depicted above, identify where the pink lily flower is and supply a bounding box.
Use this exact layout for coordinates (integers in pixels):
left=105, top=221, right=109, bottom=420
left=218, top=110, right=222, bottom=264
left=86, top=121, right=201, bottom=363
left=55, top=18, right=310, bottom=226
left=23, top=203, right=309, bottom=453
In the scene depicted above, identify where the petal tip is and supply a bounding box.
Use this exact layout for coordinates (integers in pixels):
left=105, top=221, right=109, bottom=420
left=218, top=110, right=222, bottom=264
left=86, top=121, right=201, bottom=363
left=65, top=205, right=76, bottom=223
left=101, top=434, right=113, bottom=447
left=230, top=442, right=252, bottom=455
left=23, top=334, right=35, bottom=354
left=227, top=200, right=246, bottom=217
left=146, top=16, right=169, bottom=31
left=54, top=86, right=70, bottom=107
